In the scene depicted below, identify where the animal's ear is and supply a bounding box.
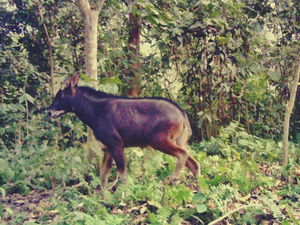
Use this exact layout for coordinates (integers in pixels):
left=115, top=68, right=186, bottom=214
left=64, top=79, right=71, bottom=89
left=70, top=72, right=80, bottom=90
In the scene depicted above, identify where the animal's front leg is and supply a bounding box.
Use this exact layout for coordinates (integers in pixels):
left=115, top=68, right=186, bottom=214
left=100, top=150, right=113, bottom=191
left=110, top=147, right=127, bottom=185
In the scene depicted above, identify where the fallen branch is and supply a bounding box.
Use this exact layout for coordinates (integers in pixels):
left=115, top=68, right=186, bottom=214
left=71, top=182, right=86, bottom=189
left=208, top=204, right=263, bottom=225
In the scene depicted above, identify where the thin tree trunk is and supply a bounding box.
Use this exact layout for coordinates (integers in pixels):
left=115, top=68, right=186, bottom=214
left=37, top=3, right=55, bottom=95
left=76, top=0, right=104, bottom=82
left=282, top=56, right=300, bottom=166
left=124, top=6, right=141, bottom=97
left=76, top=0, right=104, bottom=175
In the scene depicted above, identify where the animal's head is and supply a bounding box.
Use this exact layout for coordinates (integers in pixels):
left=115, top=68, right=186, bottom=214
left=48, top=72, right=80, bottom=118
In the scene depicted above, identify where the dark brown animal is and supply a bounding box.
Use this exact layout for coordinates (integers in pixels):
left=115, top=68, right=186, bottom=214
left=48, top=72, right=200, bottom=190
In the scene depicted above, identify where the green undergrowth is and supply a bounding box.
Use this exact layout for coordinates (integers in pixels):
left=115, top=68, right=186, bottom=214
left=0, top=111, right=300, bottom=224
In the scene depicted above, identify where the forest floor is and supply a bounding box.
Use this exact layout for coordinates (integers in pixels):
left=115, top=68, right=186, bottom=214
left=1, top=161, right=300, bottom=225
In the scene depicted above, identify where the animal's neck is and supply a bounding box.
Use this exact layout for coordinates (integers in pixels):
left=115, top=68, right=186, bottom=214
left=71, top=90, right=105, bottom=128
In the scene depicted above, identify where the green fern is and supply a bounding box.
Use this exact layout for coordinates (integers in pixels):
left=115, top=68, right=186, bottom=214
left=209, top=184, right=239, bottom=214
left=210, top=184, right=239, bottom=200
left=261, top=195, right=283, bottom=220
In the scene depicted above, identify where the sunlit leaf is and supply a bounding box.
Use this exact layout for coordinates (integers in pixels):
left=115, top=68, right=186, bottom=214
left=217, top=36, right=229, bottom=45
left=19, top=93, right=35, bottom=104
left=198, top=177, right=209, bottom=192
left=193, top=193, right=206, bottom=203
left=8, top=104, right=26, bottom=112
left=99, top=83, right=119, bottom=94
left=0, top=203, right=3, bottom=217
left=5, top=207, right=13, bottom=215
left=190, top=22, right=206, bottom=29
left=0, top=187, right=6, bottom=199
left=267, top=71, right=281, bottom=81
left=196, top=203, right=207, bottom=213
left=100, top=76, right=123, bottom=85
left=172, top=27, right=183, bottom=36
left=0, top=104, right=8, bottom=114
left=132, top=148, right=143, bottom=157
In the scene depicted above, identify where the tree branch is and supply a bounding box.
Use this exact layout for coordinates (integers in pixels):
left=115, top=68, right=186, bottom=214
left=76, top=0, right=104, bottom=17
left=94, top=0, right=105, bottom=12
left=37, top=3, right=55, bottom=96
left=76, top=0, right=91, bottom=19
left=208, top=204, right=263, bottom=225
left=282, top=55, right=300, bottom=165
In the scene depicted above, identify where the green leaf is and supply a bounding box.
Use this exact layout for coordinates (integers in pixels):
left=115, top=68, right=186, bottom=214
left=0, top=187, right=5, bottom=200
left=212, top=17, right=227, bottom=27
left=176, top=102, right=191, bottom=110
left=132, top=148, right=143, bottom=157
left=0, top=104, right=8, bottom=114
left=170, top=212, right=181, bottom=225
left=150, top=7, right=160, bottom=15
left=0, top=203, right=3, bottom=217
left=193, top=193, right=206, bottom=203
left=80, top=73, right=89, bottom=82
left=197, top=177, right=209, bottom=192
left=153, top=17, right=168, bottom=26
left=190, top=22, right=206, bottom=29
left=233, top=161, right=243, bottom=174
left=100, top=76, right=123, bottom=85
left=19, top=93, right=35, bottom=104
left=74, top=211, right=85, bottom=220
left=267, top=71, right=281, bottom=81
left=94, top=204, right=108, bottom=216
left=148, top=15, right=157, bottom=25
left=8, top=104, right=26, bottom=112
left=196, top=203, right=207, bottom=213
left=172, top=27, right=183, bottom=36
left=217, top=36, right=229, bottom=45
left=99, top=83, right=119, bottom=94
left=206, top=114, right=212, bottom=124
left=5, top=207, right=13, bottom=215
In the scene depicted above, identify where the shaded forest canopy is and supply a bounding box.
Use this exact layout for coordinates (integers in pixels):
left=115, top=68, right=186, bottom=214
left=1, top=0, right=300, bottom=141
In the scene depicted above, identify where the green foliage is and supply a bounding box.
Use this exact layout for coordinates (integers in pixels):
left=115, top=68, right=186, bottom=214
left=193, top=121, right=284, bottom=163
left=2, top=0, right=300, bottom=142
left=192, top=193, right=207, bottom=213
left=1, top=116, right=300, bottom=224
left=0, top=115, right=88, bottom=193
left=137, top=0, right=299, bottom=141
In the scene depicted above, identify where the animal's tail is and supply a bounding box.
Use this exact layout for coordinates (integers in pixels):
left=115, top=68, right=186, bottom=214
left=184, top=113, right=192, bottom=137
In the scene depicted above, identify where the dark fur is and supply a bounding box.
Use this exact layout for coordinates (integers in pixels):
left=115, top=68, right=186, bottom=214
left=78, top=86, right=188, bottom=119
left=48, top=72, right=200, bottom=190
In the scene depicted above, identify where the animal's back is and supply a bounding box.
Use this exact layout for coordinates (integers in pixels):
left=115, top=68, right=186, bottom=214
left=100, top=98, right=190, bottom=147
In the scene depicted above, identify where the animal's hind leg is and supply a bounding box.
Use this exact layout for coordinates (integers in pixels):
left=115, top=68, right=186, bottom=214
left=185, top=156, right=200, bottom=178
left=149, top=135, right=189, bottom=184
left=175, top=128, right=201, bottom=181
left=176, top=140, right=200, bottom=179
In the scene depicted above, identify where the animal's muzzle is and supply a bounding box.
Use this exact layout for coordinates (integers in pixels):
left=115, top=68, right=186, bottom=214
left=48, top=109, right=65, bottom=118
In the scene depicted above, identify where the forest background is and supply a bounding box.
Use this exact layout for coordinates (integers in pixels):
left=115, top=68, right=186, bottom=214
left=1, top=0, right=300, bottom=224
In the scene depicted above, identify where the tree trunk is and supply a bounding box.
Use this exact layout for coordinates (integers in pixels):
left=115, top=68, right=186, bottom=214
left=124, top=7, right=141, bottom=97
left=282, top=56, right=300, bottom=166
left=76, top=0, right=104, bottom=175
left=37, top=3, right=55, bottom=95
